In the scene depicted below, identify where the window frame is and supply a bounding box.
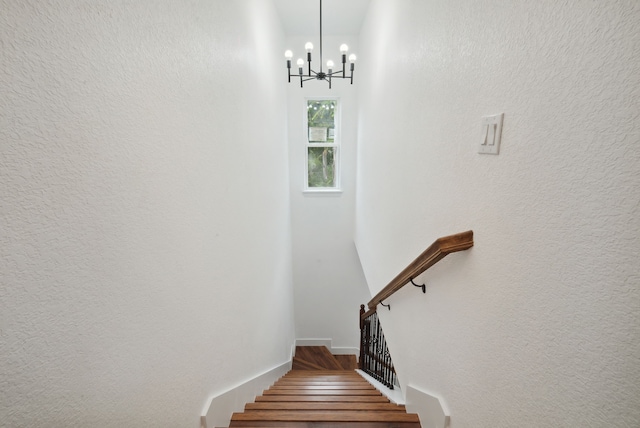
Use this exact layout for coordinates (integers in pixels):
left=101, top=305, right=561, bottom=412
left=303, top=97, right=341, bottom=193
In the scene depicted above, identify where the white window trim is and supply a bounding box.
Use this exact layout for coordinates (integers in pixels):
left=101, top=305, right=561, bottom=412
left=303, top=97, right=341, bottom=192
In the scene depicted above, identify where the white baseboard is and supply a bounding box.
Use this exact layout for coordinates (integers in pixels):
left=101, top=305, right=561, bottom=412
left=355, top=369, right=405, bottom=404
left=355, top=372, right=450, bottom=427
left=295, top=338, right=332, bottom=348
left=405, top=384, right=450, bottom=428
left=331, top=346, right=359, bottom=355
left=200, top=360, right=292, bottom=428
left=295, top=338, right=359, bottom=356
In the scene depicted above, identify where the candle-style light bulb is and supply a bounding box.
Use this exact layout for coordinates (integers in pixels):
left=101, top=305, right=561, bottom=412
left=285, top=50, right=293, bottom=75
left=304, top=42, right=313, bottom=65
left=327, top=60, right=334, bottom=69
left=297, top=58, right=304, bottom=87
left=340, top=44, right=349, bottom=67
left=348, top=54, right=356, bottom=84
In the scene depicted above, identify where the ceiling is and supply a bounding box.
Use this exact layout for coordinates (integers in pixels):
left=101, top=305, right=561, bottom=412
left=272, top=0, right=372, bottom=36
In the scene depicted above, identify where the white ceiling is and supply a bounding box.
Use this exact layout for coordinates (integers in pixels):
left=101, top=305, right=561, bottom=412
left=272, top=0, right=371, bottom=36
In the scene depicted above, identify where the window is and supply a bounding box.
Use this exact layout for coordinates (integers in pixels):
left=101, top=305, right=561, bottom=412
left=305, top=99, right=340, bottom=191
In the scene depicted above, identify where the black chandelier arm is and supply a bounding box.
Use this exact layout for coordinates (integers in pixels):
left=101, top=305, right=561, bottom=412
left=325, top=70, right=353, bottom=78
left=304, top=65, right=354, bottom=80
left=300, top=68, right=354, bottom=83
left=304, top=69, right=351, bottom=80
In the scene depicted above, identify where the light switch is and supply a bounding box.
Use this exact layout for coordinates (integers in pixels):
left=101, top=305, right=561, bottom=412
left=478, top=113, right=504, bottom=155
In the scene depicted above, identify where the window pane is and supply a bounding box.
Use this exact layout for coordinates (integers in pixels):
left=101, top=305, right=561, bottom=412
left=307, top=100, right=335, bottom=143
left=307, top=147, right=336, bottom=188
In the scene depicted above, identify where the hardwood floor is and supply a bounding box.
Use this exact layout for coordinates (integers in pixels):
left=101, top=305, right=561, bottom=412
left=225, top=347, right=420, bottom=428
left=292, top=346, right=345, bottom=370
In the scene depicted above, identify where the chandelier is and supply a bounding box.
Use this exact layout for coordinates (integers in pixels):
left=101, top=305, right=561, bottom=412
left=284, top=0, right=357, bottom=88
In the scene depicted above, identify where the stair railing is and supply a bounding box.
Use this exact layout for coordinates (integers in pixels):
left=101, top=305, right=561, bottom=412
left=360, top=304, right=397, bottom=388
left=359, top=231, right=474, bottom=388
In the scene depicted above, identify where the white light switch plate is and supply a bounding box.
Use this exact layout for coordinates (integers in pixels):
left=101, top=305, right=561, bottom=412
left=478, top=113, right=504, bottom=155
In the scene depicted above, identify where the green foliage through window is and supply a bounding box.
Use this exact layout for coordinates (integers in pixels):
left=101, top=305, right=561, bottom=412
left=308, top=147, right=336, bottom=187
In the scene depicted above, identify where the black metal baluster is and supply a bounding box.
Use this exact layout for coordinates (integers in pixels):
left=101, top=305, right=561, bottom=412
left=368, top=313, right=374, bottom=379
left=366, top=316, right=372, bottom=376
left=368, top=318, right=372, bottom=375
left=367, top=313, right=372, bottom=378
left=363, top=317, right=369, bottom=374
left=378, top=314, right=384, bottom=383
left=374, top=316, right=380, bottom=380
left=383, top=336, right=389, bottom=387
left=383, top=339, right=389, bottom=387
left=370, top=314, right=375, bottom=379
left=378, top=316, right=383, bottom=382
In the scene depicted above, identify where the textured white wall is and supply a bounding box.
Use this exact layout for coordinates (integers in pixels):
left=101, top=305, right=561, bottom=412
left=355, top=1, right=640, bottom=427
left=286, top=36, right=371, bottom=349
left=0, top=1, right=294, bottom=427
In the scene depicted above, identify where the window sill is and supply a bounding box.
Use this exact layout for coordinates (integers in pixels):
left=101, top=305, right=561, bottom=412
left=303, top=188, right=343, bottom=195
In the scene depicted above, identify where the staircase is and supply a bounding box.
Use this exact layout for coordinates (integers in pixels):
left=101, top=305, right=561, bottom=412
left=225, top=346, right=421, bottom=427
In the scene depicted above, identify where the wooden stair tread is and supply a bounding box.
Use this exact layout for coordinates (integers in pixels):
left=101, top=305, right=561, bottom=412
left=286, top=372, right=360, bottom=377
left=269, top=384, right=376, bottom=390
left=277, top=378, right=366, bottom=384
left=287, top=369, right=357, bottom=374
left=283, top=376, right=362, bottom=381
left=245, top=402, right=407, bottom=411
left=228, top=423, right=421, bottom=427
left=274, top=381, right=368, bottom=386
left=256, top=395, right=391, bottom=403
left=263, top=389, right=383, bottom=396
left=231, top=410, right=420, bottom=422
left=287, top=371, right=358, bottom=374
left=285, top=374, right=363, bottom=381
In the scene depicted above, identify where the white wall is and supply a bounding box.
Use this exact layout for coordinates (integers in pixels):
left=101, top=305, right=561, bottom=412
left=286, top=35, right=371, bottom=350
left=0, top=1, right=294, bottom=427
left=355, top=1, right=640, bottom=427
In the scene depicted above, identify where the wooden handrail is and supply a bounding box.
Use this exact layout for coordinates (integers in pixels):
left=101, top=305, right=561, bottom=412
left=367, top=230, right=474, bottom=309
